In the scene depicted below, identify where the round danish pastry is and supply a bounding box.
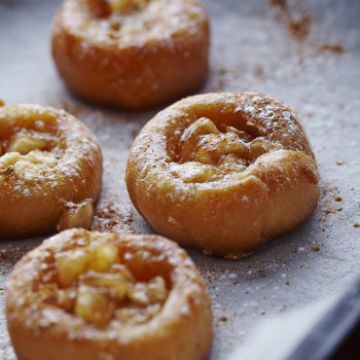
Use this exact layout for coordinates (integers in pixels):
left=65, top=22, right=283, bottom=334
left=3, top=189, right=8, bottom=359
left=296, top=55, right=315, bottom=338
left=51, top=0, right=210, bottom=110
left=126, top=92, right=320, bottom=257
left=0, top=103, right=102, bottom=240
left=6, top=229, right=212, bottom=360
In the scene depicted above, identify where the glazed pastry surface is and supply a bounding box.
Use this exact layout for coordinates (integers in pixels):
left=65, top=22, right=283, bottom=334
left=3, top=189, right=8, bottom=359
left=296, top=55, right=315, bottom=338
left=6, top=229, right=212, bottom=360
left=52, top=0, right=210, bottom=109
left=126, top=92, right=320, bottom=257
left=0, top=103, right=102, bottom=239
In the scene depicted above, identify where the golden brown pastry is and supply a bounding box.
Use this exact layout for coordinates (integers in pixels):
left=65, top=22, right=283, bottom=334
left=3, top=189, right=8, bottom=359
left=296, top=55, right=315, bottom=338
left=0, top=103, right=102, bottom=240
left=51, top=0, right=210, bottom=110
left=6, top=229, right=212, bottom=360
left=126, top=92, right=320, bottom=257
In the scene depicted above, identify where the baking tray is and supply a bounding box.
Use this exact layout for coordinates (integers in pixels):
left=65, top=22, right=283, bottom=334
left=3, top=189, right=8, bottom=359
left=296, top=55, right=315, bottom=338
left=288, top=276, right=360, bottom=360
left=1, top=0, right=360, bottom=359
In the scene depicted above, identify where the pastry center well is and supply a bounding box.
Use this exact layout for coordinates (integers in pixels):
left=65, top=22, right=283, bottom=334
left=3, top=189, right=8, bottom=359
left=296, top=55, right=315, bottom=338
left=0, top=117, right=62, bottom=178
left=171, top=117, right=280, bottom=183
left=38, top=240, right=169, bottom=327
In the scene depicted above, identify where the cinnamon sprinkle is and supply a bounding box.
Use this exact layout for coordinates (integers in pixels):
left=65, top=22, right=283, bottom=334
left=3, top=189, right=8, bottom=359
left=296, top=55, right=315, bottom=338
left=319, top=44, right=345, bottom=54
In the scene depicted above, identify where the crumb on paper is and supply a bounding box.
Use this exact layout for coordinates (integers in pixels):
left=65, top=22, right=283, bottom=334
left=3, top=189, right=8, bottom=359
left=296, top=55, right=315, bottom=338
left=310, top=243, right=321, bottom=252
left=336, top=160, right=345, bottom=166
left=319, top=185, right=343, bottom=232
left=287, top=14, right=311, bottom=41
left=353, top=223, right=360, bottom=228
left=322, top=206, right=343, bottom=215
left=0, top=249, right=6, bottom=260
left=319, top=44, right=345, bottom=54
left=218, top=316, right=228, bottom=323
left=269, top=0, right=312, bottom=42
left=254, top=65, right=265, bottom=78
left=131, top=128, right=139, bottom=139
left=269, top=0, right=287, bottom=10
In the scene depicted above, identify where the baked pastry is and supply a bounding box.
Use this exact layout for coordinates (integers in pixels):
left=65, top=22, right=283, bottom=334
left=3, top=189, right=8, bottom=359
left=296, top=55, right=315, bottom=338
left=6, top=229, right=212, bottom=360
left=51, top=0, right=210, bottom=110
left=126, top=92, right=320, bottom=257
left=0, top=103, right=102, bottom=240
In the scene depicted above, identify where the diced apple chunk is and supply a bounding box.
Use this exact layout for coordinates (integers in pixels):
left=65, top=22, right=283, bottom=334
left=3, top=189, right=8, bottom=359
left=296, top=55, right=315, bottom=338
left=180, top=117, right=220, bottom=162
left=181, top=118, right=220, bottom=142
left=249, top=138, right=279, bottom=160
left=128, top=283, right=149, bottom=305
left=191, top=147, right=214, bottom=164
left=24, top=150, right=56, bottom=166
left=57, top=288, right=76, bottom=311
left=109, top=0, right=129, bottom=12
left=9, top=136, right=48, bottom=155
left=81, top=271, right=129, bottom=301
left=11, top=150, right=57, bottom=178
left=147, top=276, right=167, bottom=303
left=56, top=249, right=88, bottom=287
left=109, top=0, right=148, bottom=13
left=225, top=126, right=253, bottom=142
left=88, top=242, right=118, bottom=272
left=128, top=276, right=168, bottom=305
left=219, top=154, right=247, bottom=172
left=75, top=286, right=113, bottom=326
left=0, top=152, right=20, bottom=169
left=170, top=162, right=218, bottom=183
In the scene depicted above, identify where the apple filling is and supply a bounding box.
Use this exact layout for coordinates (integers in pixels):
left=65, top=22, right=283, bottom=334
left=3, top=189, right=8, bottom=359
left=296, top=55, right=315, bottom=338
left=0, top=128, right=60, bottom=178
left=88, top=0, right=150, bottom=20
left=171, top=117, right=280, bottom=183
left=39, top=241, right=169, bottom=327
left=109, top=0, right=150, bottom=14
